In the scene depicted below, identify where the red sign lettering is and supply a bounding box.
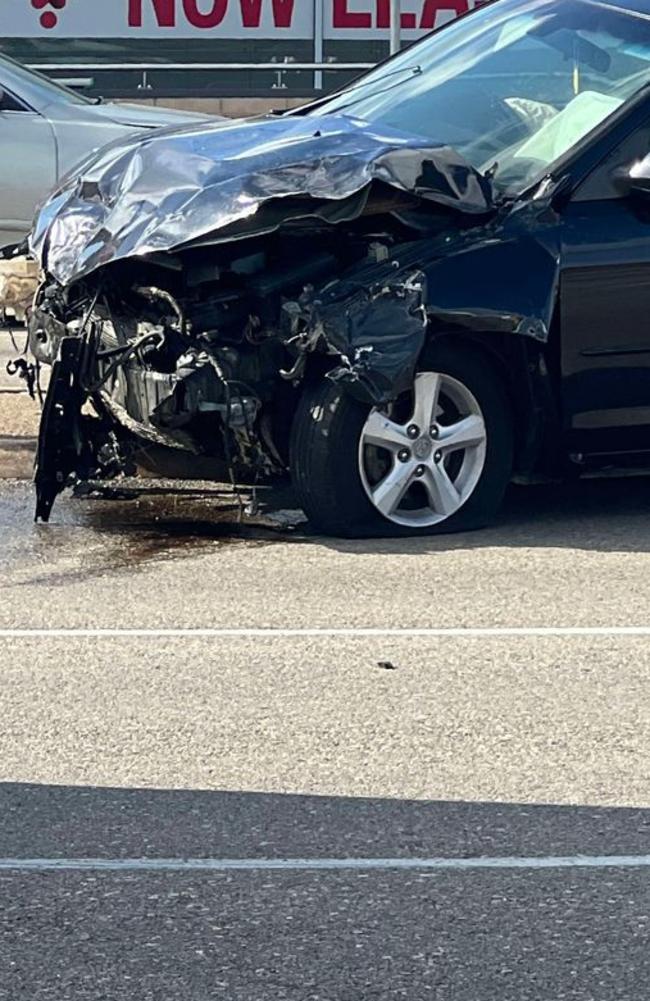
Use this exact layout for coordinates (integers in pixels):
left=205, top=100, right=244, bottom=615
left=128, top=0, right=176, bottom=27
left=419, top=0, right=469, bottom=29
left=334, top=1, right=473, bottom=31
left=239, top=0, right=296, bottom=27
left=332, top=0, right=371, bottom=29
left=375, top=1, right=416, bottom=29
left=183, top=0, right=228, bottom=28
left=129, top=0, right=296, bottom=28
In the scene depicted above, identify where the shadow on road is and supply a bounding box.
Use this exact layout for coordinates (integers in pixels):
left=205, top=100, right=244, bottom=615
left=1, top=784, right=649, bottom=999
left=324, top=476, right=650, bottom=556
left=71, top=475, right=650, bottom=557
left=1, top=781, right=649, bottom=863
left=69, top=474, right=650, bottom=557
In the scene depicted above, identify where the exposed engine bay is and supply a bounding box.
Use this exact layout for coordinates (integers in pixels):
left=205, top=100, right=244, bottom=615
left=29, top=214, right=432, bottom=521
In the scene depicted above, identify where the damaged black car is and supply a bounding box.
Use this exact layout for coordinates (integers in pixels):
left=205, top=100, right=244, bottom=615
left=27, top=0, right=650, bottom=536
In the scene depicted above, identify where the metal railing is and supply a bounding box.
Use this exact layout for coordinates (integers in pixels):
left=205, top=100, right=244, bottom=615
left=26, top=0, right=410, bottom=95
left=29, top=61, right=376, bottom=94
left=26, top=0, right=404, bottom=94
left=31, top=63, right=375, bottom=70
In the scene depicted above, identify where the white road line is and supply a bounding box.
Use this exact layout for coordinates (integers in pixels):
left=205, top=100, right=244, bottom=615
left=1, top=627, right=650, bottom=639
left=0, top=624, right=648, bottom=640
left=1, top=855, right=649, bottom=873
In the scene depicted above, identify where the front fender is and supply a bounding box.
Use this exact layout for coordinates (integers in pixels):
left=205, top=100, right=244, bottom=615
left=423, top=232, right=561, bottom=342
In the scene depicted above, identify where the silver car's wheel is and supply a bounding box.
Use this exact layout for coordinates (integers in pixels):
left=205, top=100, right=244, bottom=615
left=358, top=371, right=488, bottom=528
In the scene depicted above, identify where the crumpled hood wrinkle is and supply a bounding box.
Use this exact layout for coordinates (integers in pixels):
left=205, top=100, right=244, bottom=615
left=30, top=114, right=495, bottom=287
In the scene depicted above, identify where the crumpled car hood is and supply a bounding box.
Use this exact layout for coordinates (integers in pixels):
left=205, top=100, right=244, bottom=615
left=30, top=113, right=494, bottom=287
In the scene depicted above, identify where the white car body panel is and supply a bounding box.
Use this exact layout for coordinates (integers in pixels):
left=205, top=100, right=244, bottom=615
left=0, top=109, right=57, bottom=243
left=0, top=54, right=212, bottom=247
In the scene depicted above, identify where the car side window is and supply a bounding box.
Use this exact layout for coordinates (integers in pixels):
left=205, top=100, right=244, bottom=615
left=574, top=122, right=650, bottom=202
left=0, top=88, right=29, bottom=113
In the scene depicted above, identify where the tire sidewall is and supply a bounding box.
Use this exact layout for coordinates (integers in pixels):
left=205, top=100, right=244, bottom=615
left=291, top=340, right=513, bottom=538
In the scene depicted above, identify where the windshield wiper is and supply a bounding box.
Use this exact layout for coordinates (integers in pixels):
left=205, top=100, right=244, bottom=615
left=327, top=63, right=423, bottom=114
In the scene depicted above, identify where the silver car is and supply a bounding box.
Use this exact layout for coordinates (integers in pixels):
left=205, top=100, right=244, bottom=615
left=0, top=53, right=210, bottom=247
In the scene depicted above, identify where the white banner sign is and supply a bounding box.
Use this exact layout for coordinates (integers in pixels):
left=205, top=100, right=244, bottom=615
left=3, top=0, right=485, bottom=40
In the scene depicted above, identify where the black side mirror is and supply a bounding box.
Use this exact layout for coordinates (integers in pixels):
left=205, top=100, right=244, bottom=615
left=0, top=86, right=5, bottom=109
left=617, top=154, right=650, bottom=197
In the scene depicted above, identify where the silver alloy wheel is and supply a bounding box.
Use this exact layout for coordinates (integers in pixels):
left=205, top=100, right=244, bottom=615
left=358, top=371, right=488, bottom=528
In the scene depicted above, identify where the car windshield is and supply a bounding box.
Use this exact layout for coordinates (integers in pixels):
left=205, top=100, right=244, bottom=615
left=0, top=52, right=93, bottom=106
left=308, top=0, right=650, bottom=193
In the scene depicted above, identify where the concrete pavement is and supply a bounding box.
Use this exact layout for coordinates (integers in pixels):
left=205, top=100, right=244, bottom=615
left=1, top=474, right=650, bottom=630
left=0, top=447, right=649, bottom=997
left=1, top=865, right=648, bottom=1000
left=0, top=330, right=41, bottom=479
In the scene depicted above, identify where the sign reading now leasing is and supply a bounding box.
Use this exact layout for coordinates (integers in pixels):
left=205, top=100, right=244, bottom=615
left=9, top=0, right=485, bottom=40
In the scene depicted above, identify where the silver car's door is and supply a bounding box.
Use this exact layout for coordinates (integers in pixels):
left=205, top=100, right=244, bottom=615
left=0, top=89, right=56, bottom=246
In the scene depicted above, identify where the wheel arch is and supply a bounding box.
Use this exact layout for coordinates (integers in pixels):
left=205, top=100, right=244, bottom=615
left=294, top=319, right=562, bottom=479
left=426, top=327, right=560, bottom=477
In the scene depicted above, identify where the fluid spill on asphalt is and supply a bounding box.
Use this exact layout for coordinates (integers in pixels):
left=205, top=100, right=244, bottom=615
left=0, top=480, right=309, bottom=589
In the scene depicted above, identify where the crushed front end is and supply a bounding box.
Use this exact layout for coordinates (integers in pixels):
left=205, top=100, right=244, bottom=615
left=27, top=114, right=497, bottom=521
left=30, top=227, right=431, bottom=521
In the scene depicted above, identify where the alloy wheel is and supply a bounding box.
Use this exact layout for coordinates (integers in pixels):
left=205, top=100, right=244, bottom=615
left=358, top=371, right=488, bottom=528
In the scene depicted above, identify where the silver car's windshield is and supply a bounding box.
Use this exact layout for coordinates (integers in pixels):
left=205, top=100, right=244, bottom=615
left=0, top=52, right=93, bottom=106
left=309, top=0, right=650, bottom=192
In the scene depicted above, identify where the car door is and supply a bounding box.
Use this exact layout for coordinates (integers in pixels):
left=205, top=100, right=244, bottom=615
left=560, top=118, right=650, bottom=455
left=0, top=86, right=56, bottom=247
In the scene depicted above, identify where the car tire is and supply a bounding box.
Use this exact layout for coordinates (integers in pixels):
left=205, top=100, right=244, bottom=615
left=290, top=341, right=514, bottom=538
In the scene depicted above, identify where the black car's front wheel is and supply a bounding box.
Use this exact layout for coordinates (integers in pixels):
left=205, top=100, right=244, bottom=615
left=290, top=343, right=514, bottom=538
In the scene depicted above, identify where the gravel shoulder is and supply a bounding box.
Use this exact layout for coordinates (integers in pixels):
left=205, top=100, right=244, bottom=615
left=0, top=394, right=39, bottom=479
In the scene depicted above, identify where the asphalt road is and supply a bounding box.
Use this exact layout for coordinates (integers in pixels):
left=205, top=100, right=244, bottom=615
left=0, top=473, right=649, bottom=999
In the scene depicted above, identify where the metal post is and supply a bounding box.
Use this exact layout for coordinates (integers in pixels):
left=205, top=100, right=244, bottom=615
left=314, top=0, right=324, bottom=90
left=390, top=0, right=401, bottom=55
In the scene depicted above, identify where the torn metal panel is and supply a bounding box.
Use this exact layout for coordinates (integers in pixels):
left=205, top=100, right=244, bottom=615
left=31, top=115, right=494, bottom=286
left=282, top=269, right=428, bottom=406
